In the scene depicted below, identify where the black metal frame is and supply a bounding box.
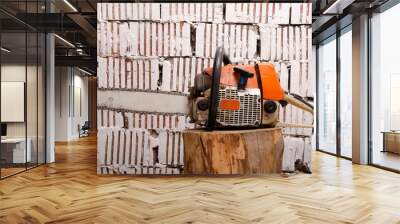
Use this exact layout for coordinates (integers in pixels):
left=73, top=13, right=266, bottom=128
left=367, top=10, right=373, bottom=166
left=336, top=18, right=341, bottom=158
left=315, top=44, right=319, bottom=151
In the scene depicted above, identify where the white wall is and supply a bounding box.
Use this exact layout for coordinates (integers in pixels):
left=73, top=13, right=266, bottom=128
left=1, top=65, right=27, bottom=139
left=71, top=73, right=89, bottom=138
left=55, top=67, right=89, bottom=141
left=1, top=64, right=42, bottom=137
left=55, top=67, right=68, bottom=141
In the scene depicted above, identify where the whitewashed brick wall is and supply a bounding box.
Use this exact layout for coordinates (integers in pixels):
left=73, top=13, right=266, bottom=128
left=97, top=3, right=313, bottom=175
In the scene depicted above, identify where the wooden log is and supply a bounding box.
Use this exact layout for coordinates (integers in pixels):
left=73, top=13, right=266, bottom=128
left=183, top=128, right=284, bottom=175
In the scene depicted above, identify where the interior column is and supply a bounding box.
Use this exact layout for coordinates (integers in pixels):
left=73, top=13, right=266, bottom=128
left=352, top=14, right=369, bottom=164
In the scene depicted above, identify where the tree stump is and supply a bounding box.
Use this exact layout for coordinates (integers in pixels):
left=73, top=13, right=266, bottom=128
left=183, top=128, right=284, bottom=175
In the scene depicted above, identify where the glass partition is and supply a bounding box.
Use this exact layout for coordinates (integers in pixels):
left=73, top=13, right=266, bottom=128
left=0, top=1, right=46, bottom=179
left=37, top=32, right=45, bottom=165
left=339, top=26, right=352, bottom=158
left=317, top=35, right=337, bottom=155
left=316, top=24, right=353, bottom=160
left=0, top=27, right=28, bottom=178
left=370, top=3, right=400, bottom=171
left=27, top=30, right=38, bottom=169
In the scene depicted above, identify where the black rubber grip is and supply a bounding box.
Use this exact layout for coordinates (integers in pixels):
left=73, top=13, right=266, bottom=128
left=206, top=47, right=230, bottom=131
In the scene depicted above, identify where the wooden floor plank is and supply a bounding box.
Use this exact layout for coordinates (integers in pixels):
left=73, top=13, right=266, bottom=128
left=0, top=135, right=400, bottom=223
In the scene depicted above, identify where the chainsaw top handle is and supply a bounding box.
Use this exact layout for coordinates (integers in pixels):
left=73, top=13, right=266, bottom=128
left=206, top=47, right=231, bottom=131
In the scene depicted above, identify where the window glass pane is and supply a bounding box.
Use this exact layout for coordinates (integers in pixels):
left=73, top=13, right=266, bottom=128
left=371, top=3, right=400, bottom=171
left=27, top=31, right=38, bottom=169
left=0, top=0, right=47, bottom=179
left=26, top=0, right=45, bottom=169
left=1, top=29, right=28, bottom=178
left=340, top=28, right=352, bottom=158
left=38, top=32, right=45, bottom=165
left=318, top=36, right=337, bottom=154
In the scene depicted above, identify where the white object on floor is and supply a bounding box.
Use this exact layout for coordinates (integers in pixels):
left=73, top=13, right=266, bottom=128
left=1, top=138, right=32, bottom=163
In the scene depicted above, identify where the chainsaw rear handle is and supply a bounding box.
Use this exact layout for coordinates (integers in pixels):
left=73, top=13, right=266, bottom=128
left=283, top=93, right=314, bottom=113
left=284, top=64, right=314, bottom=114
left=206, top=47, right=231, bottom=131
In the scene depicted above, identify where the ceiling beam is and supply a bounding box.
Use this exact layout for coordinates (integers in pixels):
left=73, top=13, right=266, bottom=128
left=322, top=0, right=356, bottom=15
left=67, top=13, right=97, bottom=46
left=55, top=55, right=96, bottom=71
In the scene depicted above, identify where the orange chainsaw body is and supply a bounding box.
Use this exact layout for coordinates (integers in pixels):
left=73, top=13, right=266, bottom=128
left=204, top=63, right=285, bottom=101
left=189, top=47, right=313, bottom=129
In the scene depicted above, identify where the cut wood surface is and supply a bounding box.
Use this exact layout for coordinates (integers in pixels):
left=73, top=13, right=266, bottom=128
left=183, top=128, right=284, bottom=175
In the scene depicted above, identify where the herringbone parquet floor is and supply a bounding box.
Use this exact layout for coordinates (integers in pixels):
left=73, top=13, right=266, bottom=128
left=1, top=135, right=400, bottom=224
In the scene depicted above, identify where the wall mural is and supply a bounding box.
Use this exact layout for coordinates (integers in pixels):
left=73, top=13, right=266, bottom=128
left=97, top=3, right=313, bottom=175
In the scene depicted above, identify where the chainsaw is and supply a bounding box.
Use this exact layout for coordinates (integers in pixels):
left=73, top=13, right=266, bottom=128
left=189, top=47, right=313, bottom=131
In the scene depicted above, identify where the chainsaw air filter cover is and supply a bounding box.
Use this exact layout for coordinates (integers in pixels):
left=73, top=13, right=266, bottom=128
left=215, top=87, right=262, bottom=127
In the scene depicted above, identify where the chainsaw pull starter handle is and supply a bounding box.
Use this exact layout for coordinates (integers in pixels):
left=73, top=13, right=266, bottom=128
left=234, top=67, right=254, bottom=90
